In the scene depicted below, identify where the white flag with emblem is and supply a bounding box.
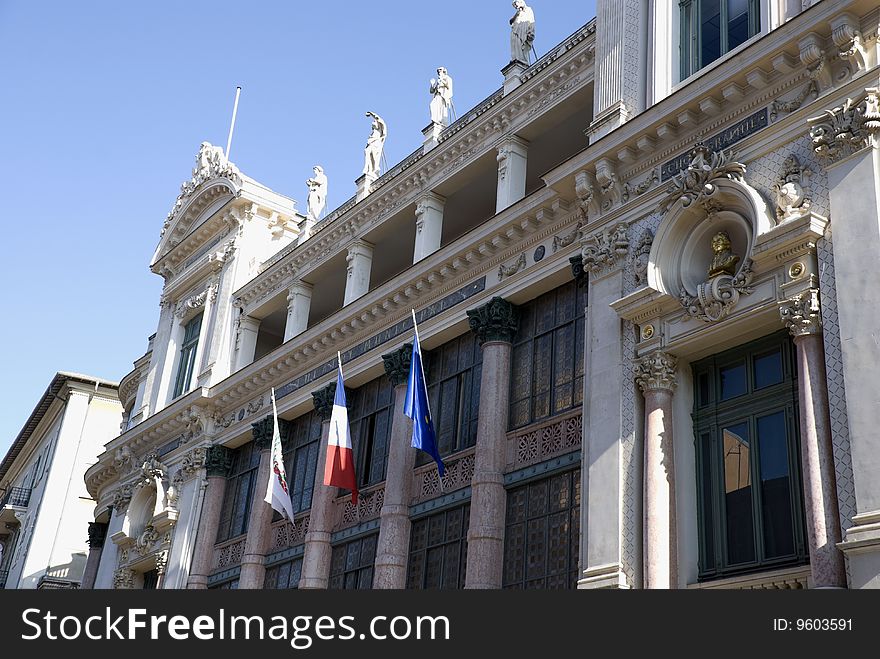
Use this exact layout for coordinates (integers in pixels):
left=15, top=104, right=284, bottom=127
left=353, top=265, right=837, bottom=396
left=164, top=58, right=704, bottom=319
left=264, top=388, right=295, bottom=522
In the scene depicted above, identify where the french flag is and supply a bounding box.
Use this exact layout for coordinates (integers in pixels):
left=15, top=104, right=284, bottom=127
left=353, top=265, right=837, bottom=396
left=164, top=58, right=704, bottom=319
left=324, top=357, right=358, bottom=504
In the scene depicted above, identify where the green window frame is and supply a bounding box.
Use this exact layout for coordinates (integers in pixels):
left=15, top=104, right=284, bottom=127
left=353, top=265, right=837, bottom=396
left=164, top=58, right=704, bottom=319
left=172, top=313, right=202, bottom=399
left=680, top=0, right=760, bottom=80
left=692, top=331, right=808, bottom=582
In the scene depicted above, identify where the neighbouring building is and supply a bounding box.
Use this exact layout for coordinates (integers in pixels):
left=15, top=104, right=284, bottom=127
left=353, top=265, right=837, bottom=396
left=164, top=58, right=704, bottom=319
left=84, top=0, right=880, bottom=590
left=0, top=373, right=122, bottom=589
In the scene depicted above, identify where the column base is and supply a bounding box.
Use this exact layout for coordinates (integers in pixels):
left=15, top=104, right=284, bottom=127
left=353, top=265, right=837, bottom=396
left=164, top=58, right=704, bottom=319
left=186, top=575, right=209, bottom=590
left=577, top=563, right=631, bottom=589
left=839, top=510, right=880, bottom=588
left=300, top=531, right=332, bottom=590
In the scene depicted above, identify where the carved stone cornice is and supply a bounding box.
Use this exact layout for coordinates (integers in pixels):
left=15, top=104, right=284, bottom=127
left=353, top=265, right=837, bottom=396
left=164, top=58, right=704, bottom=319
left=205, top=445, right=234, bottom=478
left=87, top=522, right=108, bottom=550
left=580, top=223, right=629, bottom=276
left=312, top=383, right=337, bottom=422
left=251, top=416, right=274, bottom=451
left=780, top=289, right=822, bottom=337
left=634, top=352, right=678, bottom=393
left=467, top=297, right=519, bottom=345
left=382, top=344, right=413, bottom=388
left=809, top=88, right=880, bottom=165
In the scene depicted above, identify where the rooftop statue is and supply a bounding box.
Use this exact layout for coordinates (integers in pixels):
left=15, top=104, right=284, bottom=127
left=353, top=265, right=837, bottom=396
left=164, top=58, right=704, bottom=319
left=429, top=67, right=454, bottom=127
left=363, top=112, right=387, bottom=178
left=306, top=165, right=328, bottom=221
left=510, top=0, right=536, bottom=64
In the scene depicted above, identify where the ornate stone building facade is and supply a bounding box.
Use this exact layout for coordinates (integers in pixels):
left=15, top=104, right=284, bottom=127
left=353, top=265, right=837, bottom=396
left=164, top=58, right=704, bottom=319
left=85, top=0, right=880, bottom=589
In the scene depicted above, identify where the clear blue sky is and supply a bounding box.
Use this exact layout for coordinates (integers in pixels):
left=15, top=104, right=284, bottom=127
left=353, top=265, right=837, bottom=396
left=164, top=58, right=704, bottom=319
left=0, top=1, right=596, bottom=454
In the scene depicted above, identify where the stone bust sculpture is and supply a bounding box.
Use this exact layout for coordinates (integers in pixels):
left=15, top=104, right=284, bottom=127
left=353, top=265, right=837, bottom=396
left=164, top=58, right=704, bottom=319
left=708, top=231, right=740, bottom=278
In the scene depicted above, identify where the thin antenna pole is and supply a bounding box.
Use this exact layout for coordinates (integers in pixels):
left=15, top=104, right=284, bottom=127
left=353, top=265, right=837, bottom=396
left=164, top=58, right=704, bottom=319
left=225, top=86, right=242, bottom=161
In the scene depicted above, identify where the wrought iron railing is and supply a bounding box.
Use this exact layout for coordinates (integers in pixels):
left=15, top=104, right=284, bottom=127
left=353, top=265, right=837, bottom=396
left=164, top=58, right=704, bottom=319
left=1, top=487, right=30, bottom=508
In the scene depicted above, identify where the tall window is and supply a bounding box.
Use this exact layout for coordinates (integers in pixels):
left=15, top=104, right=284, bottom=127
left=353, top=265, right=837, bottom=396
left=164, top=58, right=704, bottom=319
left=680, top=0, right=760, bottom=79
left=692, top=332, right=808, bottom=581
left=503, top=469, right=580, bottom=589
left=172, top=313, right=202, bottom=399
left=329, top=534, right=378, bottom=590
left=264, top=558, right=303, bottom=589
left=407, top=505, right=469, bottom=589
left=215, top=442, right=261, bottom=543
left=424, top=333, right=482, bottom=459
left=282, top=411, right=322, bottom=514
left=348, top=376, right=394, bottom=487
left=509, top=282, right=587, bottom=430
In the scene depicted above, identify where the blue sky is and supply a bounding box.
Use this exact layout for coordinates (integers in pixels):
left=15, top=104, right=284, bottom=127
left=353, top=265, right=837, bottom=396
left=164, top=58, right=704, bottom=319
left=0, top=0, right=596, bottom=454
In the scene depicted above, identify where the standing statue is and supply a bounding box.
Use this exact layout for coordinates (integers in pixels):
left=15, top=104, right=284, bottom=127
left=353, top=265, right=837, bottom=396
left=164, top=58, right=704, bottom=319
left=510, top=0, right=536, bottom=64
left=363, top=112, right=387, bottom=178
left=429, top=67, right=454, bottom=126
left=306, top=165, right=328, bottom=221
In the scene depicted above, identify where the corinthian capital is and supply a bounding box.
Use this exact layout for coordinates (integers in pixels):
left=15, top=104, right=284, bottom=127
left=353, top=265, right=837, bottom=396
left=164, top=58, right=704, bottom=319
left=635, top=351, right=678, bottom=393
left=780, top=289, right=822, bottom=337
left=580, top=223, right=629, bottom=276
left=809, top=88, right=880, bottom=164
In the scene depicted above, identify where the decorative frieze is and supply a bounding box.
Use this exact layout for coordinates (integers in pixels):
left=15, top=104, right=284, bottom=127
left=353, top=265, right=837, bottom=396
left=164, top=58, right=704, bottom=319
left=510, top=412, right=582, bottom=469
left=498, top=253, right=527, bottom=281
left=780, top=289, right=822, bottom=337
left=467, top=297, right=519, bottom=345
left=270, top=515, right=310, bottom=552
left=634, top=351, right=678, bottom=393
left=205, top=445, right=234, bottom=478
left=338, top=486, right=385, bottom=529
left=809, top=88, right=880, bottom=164
left=581, top=223, right=629, bottom=274
left=381, top=344, right=413, bottom=388
left=414, top=451, right=476, bottom=504
left=213, top=536, right=246, bottom=570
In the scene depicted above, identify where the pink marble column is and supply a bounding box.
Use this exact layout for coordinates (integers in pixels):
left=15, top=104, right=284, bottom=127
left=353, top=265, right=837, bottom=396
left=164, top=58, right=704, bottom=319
left=781, top=292, right=846, bottom=588
left=635, top=351, right=678, bottom=590
left=187, top=446, right=233, bottom=589
left=81, top=522, right=108, bottom=589
left=465, top=297, right=518, bottom=589
left=374, top=345, right=415, bottom=589
left=237, top=418, right=274, bottom=589
left=299, top=384, right=337, bottom=589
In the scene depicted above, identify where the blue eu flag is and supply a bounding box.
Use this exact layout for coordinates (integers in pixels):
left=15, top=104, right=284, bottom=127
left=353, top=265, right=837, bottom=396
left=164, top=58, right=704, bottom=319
left=404, top=330, right=445, bottom=476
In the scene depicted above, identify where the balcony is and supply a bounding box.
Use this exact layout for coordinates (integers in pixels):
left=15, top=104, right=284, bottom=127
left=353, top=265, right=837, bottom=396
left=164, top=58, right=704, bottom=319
left=0, top=487, right=31, bottom=525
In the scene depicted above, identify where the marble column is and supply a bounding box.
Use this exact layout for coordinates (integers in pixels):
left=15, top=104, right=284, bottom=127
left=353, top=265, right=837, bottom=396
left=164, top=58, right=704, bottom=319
left=495, top=136, right=529, bottom=213
left=300, top=383, right=337, bottom=589
left=235, top=316, right=261, bottom=371
left=413, top=193, right=445, bottom=263
left=284, top=282, right=313, bottom=342
left=81, top=522, right=108, bottom=589
left=374, top=344, right=415, bottom=589
left=186, top=446, right=234, bottom=589
left=809, top=90, right=880, bottom=587
left=780, top=291, right=846, bottom=588
left=635, top=351, right=678, bottom=590
left=344, top=241, right=374, bottom=306
left=237, top=417, right=274, bottom=589
left=465, top=297, right=518, bottom=589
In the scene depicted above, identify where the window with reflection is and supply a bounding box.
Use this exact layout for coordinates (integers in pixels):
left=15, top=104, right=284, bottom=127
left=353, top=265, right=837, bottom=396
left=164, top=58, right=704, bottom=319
left=215, top=442, right=262, bottom=543
left=422, top=333, right=482, bottom=461
left=509, top=281, right=587, bottom=430
left=348, top=375, right=394, bottom=487
left=680, top=0, right=760, bottom=79
left=329, top=534, right=377, bottom=590
left=172, top=313, right=203, bottom=399
left=407, top=504, right=469, bottom=589
left=692, top=331, right=807, bottom=581
left=503, top=469, right=580, bottom=589
left=282, top=411, right=322, bottom=514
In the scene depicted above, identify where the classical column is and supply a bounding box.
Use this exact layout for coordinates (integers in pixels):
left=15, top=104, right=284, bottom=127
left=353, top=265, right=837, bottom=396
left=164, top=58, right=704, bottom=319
left=235, top=316, right=261, bottom=371
left=300, top=383, right=337, bottom=589
left=809, top=89, right=880, bottom=587
left=237, top=417, right=274, bottom=589
left=81, top=522, right=108, bottom=589
left=344, top=241, right=374, bottom=306
left=635, top=351, right=678, bottom=590
left=578, top=225, right=630, bottom=589
left=589, top=0, right=646, bottom=141
left=413, top=193, right=445, bottom=263
left=780, top=291, right=846, bottom=588
left=186, top=446, right=234, bottom=589
left=465, top=297, right=518, bottom=589
left=284, top=282, right=313, bottom=342
left=374, top=344, right=415, bottom=589
left=495, top=136, right=529, bottom=213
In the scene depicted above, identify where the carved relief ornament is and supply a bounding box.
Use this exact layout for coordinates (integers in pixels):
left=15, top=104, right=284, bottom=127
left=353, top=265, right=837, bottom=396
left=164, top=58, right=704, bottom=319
left=634, top=351, right=678, bottom=393
left=663, top=144, right=747, bottom=212
left=580, top=223, right=629, bottom=275
left=809, top=88, right=880, bottom=164
left=780, top=289, right=822, bottom=337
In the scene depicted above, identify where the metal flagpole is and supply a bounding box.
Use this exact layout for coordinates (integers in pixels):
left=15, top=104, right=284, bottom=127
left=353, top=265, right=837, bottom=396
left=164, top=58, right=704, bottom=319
left=225, top=86, right=242, bottom=161
left=411, top=309, right=433, bottom=417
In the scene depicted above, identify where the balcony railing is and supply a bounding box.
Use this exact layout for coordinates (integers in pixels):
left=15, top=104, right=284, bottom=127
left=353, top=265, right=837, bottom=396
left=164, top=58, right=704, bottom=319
left=1, top=487, right=31, bottom=508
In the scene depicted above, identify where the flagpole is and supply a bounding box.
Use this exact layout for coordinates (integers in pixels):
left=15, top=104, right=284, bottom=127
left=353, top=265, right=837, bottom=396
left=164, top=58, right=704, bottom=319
left=225, top=86, right=242, bottom=162
left=337, top=351, right=343, bottom=372
left=411, top=309, right=433, bottom=417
